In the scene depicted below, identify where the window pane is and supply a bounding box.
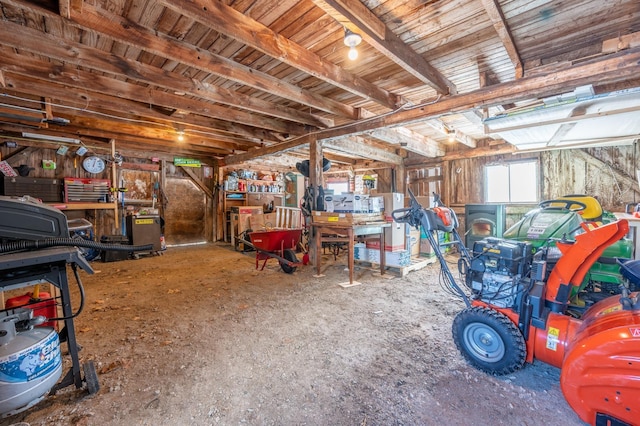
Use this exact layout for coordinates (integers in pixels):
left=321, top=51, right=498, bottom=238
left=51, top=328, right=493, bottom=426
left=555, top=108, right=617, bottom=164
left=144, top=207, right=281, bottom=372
left=485, top=161, right=538, bottom=203
left=486, top=165, right=509, bottom=202
left=509, top=162, right=537, bottom=202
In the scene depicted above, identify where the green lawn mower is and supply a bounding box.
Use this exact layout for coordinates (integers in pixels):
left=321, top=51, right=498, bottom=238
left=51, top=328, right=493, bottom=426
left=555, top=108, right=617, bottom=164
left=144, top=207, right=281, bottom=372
left=502, top=195, right=634, bottom=308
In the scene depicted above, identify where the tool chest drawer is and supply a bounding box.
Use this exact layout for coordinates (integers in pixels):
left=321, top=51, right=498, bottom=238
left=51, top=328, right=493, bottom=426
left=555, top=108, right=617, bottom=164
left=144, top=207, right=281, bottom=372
left=1, top=176, right=63, bottom=202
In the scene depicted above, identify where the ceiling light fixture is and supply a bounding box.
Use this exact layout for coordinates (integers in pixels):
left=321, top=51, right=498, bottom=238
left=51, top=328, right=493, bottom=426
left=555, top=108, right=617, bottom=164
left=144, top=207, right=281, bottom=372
left=343, top=28, right=362, bottom=61
left=177, top=130, right=185, bottom=142
left=21, top=131, right=80, bottom=144
left=447, top=129, right=456, bottom=143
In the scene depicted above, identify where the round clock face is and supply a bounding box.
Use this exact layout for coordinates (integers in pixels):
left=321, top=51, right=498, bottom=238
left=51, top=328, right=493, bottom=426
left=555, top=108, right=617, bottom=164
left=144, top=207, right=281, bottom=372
left=82, top=156, right=106, bottom=174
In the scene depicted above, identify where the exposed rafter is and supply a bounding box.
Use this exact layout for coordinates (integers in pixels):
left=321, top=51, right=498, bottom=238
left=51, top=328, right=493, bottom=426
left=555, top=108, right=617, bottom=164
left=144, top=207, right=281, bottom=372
left=0, top=0, right=637, bottom=165
left=323, top=137, right=404, bottom=165
left=479, top=0, right=523, bottom=78
left=225, top=48, right=640, bottom=161
left=157, top=0, right=401, bottom=109
left=312, top=0, right=456, bottom=95
left=0, top=62, right=304, bottom=135
left=59, top=1, right=358, bottom=119
left=425, top=120, right=477, bottom=148
left=367, top=128, right=445, bottom=157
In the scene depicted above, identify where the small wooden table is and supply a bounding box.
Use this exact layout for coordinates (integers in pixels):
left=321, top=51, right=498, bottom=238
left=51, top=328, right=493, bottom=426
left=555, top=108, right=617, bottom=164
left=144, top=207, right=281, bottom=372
left=311, top=222, right=391, bottom=284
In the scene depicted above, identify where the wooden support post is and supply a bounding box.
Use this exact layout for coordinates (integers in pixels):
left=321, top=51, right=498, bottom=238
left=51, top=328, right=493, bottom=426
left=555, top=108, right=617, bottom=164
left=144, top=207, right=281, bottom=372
left=213, top=162, right=220, bottom=242
left=111, top=139, right=119, bottom=233
left=442, top=160, right=451, bottom=206
left=394, top=164, right=406, bottom=196
left=309, top=136, right=322, bottom=266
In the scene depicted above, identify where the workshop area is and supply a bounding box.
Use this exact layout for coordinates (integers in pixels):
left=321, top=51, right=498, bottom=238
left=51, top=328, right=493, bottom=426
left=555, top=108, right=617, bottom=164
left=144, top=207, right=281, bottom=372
left=0, top=0, right=640, bottom=425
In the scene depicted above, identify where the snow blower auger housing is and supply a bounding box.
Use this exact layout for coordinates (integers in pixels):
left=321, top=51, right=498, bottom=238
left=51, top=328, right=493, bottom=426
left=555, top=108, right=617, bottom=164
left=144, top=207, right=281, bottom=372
left=392, top=190, right=640, bottom=426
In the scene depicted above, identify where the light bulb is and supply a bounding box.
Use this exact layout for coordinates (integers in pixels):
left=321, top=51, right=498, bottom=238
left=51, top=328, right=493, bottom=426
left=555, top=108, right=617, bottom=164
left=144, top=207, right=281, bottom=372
left=177, top=131, right=185, bottom=142
left=348, top=45, right=358, bottom=60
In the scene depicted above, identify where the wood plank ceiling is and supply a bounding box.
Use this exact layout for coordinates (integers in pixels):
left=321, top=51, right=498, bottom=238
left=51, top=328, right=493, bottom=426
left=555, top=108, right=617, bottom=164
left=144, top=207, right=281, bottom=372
left=0, top=0, right=639, bottom=171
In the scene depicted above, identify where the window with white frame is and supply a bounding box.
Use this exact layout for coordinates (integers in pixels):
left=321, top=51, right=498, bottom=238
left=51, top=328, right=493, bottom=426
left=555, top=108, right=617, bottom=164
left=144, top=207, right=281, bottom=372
left=485, top=160, right=538, bottom=203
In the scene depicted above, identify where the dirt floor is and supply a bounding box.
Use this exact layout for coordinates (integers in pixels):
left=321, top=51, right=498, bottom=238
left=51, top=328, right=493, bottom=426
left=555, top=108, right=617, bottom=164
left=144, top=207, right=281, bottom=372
left=1, top=243, right=586, bottom=426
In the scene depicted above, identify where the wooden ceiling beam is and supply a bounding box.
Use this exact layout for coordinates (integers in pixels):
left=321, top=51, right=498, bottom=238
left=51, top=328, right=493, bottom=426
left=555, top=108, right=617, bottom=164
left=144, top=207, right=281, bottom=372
left=0, top=84, right=279, bottom=150
left=322, top=137, right=403, bottom=165
left=425, top=120, right=478, bottom=148
left=322, top=152, right=357, bottom=165
left=320, top=48, right=640, bottom=140
left=0, top=20, right=332, bottom=129
left=157, top=0, right=400, bottom=109
left=239, top=48, right=640, bottom=155
left=60, top=115, right=249, bottom=152
left=405, top=143, right=517, bottom=167
left=479, top=0, right=523, bottom=78
left=42, top=1, right=360, bottom=119
left=367, top=128, right=445, bottom=157
left=312, top=0, right=456, bottom=95
left=602, top=31, right=640, bottom=53
left=0, top=125, right=225, bottom=158
left=58, top=0, right=81, bottom=19
left=0, top=62, right=304, bottom=135
left=222, top=134, right=407, bottom=166
left=220, top=134, right=317, bottom=167
left=232, top=154, right=302, bottom=171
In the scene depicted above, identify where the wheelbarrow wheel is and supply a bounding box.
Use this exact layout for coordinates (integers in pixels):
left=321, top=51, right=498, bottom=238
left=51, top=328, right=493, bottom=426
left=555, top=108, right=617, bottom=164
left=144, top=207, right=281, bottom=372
left=280, top=249, right=298, bottom=274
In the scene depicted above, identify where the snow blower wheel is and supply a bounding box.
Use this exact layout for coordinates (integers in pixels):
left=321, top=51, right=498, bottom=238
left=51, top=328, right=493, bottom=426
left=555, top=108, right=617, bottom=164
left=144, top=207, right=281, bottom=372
left=452, top=306, right=527, bottom=376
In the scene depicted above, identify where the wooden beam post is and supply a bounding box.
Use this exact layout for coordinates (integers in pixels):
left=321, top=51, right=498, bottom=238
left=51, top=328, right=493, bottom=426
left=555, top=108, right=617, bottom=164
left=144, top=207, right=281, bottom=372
left=395, top=163, right=406, bottom=197
left=309, top=136, right=322, bottom=265
left=110, top=139, right=119, bottom=233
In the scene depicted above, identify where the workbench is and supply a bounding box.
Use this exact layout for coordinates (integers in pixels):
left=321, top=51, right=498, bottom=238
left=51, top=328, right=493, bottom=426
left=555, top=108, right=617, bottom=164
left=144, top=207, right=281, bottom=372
left=311, top=222, right=391, bottom=284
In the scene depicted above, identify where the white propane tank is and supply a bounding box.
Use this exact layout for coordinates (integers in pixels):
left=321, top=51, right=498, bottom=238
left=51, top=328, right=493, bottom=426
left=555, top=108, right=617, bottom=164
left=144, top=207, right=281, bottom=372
left=0, top=316, right=62, bottom=418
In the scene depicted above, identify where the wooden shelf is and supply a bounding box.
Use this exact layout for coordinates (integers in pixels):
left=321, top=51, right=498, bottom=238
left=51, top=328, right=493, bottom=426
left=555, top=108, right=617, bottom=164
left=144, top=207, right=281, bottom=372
left=48, top=202, right=117, bottom=211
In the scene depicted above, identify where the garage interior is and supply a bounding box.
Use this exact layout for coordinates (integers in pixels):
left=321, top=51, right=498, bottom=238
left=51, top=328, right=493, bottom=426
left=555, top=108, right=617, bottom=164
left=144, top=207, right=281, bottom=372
left=0, top=0, right=640, bottom=425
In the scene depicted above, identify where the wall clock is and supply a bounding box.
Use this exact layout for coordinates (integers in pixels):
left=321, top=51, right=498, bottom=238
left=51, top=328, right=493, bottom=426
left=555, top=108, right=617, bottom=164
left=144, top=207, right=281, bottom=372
left=82, top=156, right=106, bottom=174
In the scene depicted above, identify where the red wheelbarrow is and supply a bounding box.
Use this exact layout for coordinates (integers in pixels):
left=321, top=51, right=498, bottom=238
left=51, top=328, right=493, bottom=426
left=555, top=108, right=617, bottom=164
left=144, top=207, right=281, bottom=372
left=245, top=228, right=302, bottom=273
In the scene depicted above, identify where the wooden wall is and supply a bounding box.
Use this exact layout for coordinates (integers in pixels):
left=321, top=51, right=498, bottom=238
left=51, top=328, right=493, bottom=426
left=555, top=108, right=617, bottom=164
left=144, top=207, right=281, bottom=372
left=407, top=144, right=640, bottom=236
left=1, top=143, right=216, bottom=244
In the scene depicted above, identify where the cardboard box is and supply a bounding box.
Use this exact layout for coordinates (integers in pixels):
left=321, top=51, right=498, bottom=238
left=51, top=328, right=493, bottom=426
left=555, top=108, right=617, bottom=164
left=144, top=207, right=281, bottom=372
left=374, top=193, right=405, bottom=250
left=231, top=206, right=264, bottom=215
left=407, top=225, right=421, bottom=257
left=311, top=211, right=384, bottom=225
left=323, top=194, right=335, bottom=212
left=365, top=236, right=405, bottom=253
left=366, top=248, right=411, bottom=267
left=354, top=243, right=368, bottom=260
left=231, top=206, right=263, bottom=248
left=369, top=196, right=383, bottom=213
left=379, top=192, right=404, bottom=220
left=353, top=194, right=368, bottom=212
left=333, top=193, right=354, bottom=212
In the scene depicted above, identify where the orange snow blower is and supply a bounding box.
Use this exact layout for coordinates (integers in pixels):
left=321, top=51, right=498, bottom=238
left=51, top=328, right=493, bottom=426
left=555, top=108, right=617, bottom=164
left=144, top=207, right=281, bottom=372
left=392, top=190, right=640, bottom=426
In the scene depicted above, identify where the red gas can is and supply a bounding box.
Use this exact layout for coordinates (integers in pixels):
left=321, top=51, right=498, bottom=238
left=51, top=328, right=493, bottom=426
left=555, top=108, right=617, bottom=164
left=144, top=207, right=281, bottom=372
left=5, top=291, right=58, bottom=329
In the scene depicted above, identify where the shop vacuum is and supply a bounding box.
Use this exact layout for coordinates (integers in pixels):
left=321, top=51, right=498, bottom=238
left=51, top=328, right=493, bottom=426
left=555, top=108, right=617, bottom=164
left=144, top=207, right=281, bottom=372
left=0, top=195, right=152, bottom=417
